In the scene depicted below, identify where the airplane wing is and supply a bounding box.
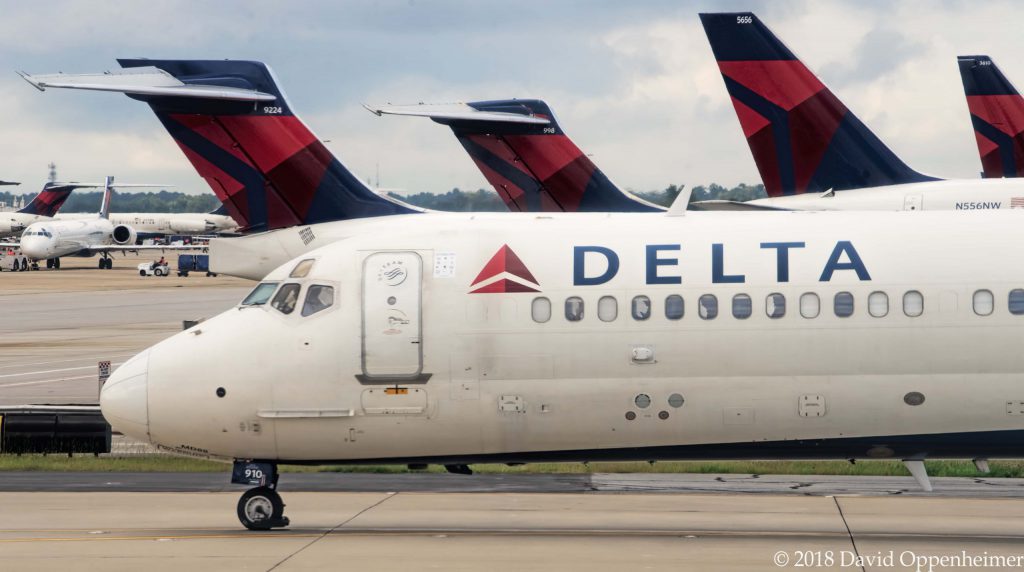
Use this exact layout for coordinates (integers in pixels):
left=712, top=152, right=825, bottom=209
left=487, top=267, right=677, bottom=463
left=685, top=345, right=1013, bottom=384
left=364, top=102, right=551, bottom=125
left=688, top=200, right=791, bottom=211
left=0, top=242, right=21, bottom=248
left=18, top=68, right=276, bottom=102
left=0, top=181, right=19, bottom=186
left=86, top=244, right=208, bottom=254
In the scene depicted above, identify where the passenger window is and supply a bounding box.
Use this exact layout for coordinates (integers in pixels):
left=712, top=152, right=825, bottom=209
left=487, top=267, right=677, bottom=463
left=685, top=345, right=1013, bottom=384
left=1010, top=289, right=1024, bottom=315
left=834, top=292, right=854, bottom=317
left=732, top=294, right=752, bottom=319
left=532, top=297, right=551, bottom=323
left=289, top=258, right=316, bottom=278
left=903, top=290, right=923, bottom=317
left=800, top=293, right=820, bottom=319
left=868, top=291, right=888, bottom=317
left=598, top=296, right=617, bottom=322
left=632, top=296, right=651, bottom=320
left=698, top=294, right=718, bottom=320
left=665, top=295, right=684, bottom=320
left=301, top=284, right=334, bottom=317
left=270, top=283, right=301, bottom=315
left=565, top=297, right=584, bottom=321
left=766, top=293, right=785, bottom=319
left=973, top=290, right=994, bottom=316
left=241, top=282, right=279, bottom=306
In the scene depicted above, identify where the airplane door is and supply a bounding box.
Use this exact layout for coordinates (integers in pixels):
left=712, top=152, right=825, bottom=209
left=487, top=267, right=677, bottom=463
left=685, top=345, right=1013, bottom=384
left=903, top=194, right=922, bottom=211
left=361, top=252, right=425, bottom=382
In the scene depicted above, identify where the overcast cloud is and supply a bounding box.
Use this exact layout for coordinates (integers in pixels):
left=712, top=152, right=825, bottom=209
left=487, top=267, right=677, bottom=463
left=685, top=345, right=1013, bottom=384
left=0, top=0, right=1015, bottom=196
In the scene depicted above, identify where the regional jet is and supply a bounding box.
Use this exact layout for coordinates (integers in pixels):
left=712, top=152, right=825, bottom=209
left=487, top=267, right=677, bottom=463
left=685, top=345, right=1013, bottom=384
left=695, top=13, right=1024, bottom=212
left=5, top=177, right=205, bottom=269
left=100, top=205, right=1024, bottom=529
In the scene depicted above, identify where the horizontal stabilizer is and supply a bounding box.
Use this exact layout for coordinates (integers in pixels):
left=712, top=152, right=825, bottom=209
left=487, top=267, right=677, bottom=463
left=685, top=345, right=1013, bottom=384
left=365, top=102, right=551, bottom=125
left=49, top=182, right=172, bottom=189
left=17, top=68, right=276, bottom=102
left=688, top=200, right=790, bottom=211
left=0, top=181, right=19, bottom=186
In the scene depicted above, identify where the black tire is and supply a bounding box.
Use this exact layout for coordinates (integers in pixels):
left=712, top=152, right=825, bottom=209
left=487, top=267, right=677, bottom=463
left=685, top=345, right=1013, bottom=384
left=237, top=487, right=284, bottom=531
left=46, top=259, right=53, bottom=269
left=21, top=259, right=28, bottom=271
left=98, top=259, right=106, bottom=269
left=54, top=258, right=60, bottom=269
left=139, top=270, right=147, bottom=277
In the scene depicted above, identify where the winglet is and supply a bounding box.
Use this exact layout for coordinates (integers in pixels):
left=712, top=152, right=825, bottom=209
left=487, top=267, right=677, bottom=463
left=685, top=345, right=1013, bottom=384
left=666, top=186, right=690, bottom=216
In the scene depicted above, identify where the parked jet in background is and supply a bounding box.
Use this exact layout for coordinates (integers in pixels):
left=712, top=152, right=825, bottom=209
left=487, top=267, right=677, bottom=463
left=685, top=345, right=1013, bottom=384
left=367, top=100, right=663, bottom=213
left=696, top=13, right=1024, bottom=211
left=957, top=55, right=1024, bottom=179
left=3, top=177, right=203, bottom=269
left=0, top=182, right=78, bottom=235
left=56, top=206, right=238, bottom=237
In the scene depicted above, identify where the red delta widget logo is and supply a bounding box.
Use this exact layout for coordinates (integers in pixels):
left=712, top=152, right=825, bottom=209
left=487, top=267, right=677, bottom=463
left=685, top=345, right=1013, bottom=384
left=469, top=245, right=541, bottom=293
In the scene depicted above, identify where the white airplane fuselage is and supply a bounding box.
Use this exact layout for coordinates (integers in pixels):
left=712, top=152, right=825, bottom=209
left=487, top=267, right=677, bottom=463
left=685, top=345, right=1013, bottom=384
left=749, top=178, right=1024, bottom=211
left=103, top=210, right=1024, bottom=465
left=20, top=218, right=121, bottom=260
left=55, top=212, right=237, bottom=236
left=0, top=212, right=50, bottom=235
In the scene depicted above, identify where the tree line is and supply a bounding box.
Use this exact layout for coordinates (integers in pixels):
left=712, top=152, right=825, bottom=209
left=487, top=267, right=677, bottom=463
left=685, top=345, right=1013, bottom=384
left=0, top=183, right=766, bottom=214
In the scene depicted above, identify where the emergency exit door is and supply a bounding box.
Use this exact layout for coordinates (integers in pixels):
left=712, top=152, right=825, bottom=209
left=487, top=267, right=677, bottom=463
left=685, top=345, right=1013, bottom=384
left=361, top=252, right=425, bottom=381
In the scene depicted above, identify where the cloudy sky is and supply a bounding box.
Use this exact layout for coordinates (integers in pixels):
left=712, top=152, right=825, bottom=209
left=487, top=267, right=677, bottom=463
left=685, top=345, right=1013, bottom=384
left=0, top=0, right=1017, bottom=197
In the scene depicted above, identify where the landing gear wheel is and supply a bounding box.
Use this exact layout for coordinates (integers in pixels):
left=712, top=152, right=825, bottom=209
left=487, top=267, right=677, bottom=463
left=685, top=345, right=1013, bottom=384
left=54, top=258, right=60, bottom=269
left=46, top=259, right=53, bottom=269
left=237, top=487, right=288, bottom=530
left=98, top=258, right=106, bottom=269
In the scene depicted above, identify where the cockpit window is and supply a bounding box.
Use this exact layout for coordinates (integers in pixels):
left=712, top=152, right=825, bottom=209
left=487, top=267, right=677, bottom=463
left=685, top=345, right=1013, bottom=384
left=301, top=285, right=334, bottom=317
left=290, top=258, right=316, bottom=278
left=270, top=283, right=301, bottom=315
left=241, top=282, right=280, bottom=306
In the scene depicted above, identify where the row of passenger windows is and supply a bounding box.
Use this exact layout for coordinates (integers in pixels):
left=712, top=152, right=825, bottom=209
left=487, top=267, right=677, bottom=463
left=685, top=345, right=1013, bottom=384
left=531, top=289, right=1024, bottom=323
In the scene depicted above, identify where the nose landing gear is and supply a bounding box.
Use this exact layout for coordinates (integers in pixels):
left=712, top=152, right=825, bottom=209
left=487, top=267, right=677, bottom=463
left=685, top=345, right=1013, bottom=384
left=232, top=460, right=290, bottom=530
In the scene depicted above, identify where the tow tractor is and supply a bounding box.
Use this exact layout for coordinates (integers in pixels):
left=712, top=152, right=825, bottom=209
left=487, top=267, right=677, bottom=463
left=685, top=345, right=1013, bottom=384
left=138, top=260, right=170, bottom=276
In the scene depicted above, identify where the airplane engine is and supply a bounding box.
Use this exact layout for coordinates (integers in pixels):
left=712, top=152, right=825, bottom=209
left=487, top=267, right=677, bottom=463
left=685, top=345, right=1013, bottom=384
left=169, top=219, right=208, bottom=234
left=112, top=224, right=138, bottom=245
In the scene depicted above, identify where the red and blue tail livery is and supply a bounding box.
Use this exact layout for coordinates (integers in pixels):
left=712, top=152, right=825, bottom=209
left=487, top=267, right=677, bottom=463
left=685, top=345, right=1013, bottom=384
left=699, top=13, right=935, bottom=197
left=958, top=55, right=1024, bottom=178
left=18, top=182, right=76, bottom=217
left=113, top=59, right=417, bottom=232
left=368, top=100, right=662, bottom=212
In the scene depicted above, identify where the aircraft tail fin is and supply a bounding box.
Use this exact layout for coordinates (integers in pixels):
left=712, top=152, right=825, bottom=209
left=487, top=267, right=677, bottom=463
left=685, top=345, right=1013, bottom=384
left=958, top=55, right=1024, bottom=178
left=367, top=100, right=663, bottom=212
left=699, top=12, right=936, bottom=196
left=17, top=182, right=76, bottom=216
left=20, top=60, right=418, bottom=232
left=98, top=176, right=114, bottom=219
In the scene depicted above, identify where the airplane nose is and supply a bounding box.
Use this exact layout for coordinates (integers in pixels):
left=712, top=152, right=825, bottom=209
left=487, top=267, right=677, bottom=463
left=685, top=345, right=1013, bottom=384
left=100, top=350, right=150, bottom=441
left=19, top=237, right=46, bottom=259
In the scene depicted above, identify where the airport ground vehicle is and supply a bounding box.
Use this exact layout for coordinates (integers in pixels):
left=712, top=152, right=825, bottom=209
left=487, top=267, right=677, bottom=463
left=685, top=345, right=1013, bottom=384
left=137, top=261, right=170, bottom=276
left=176, top=254, right=216, bottom=277
left=0, top=252, right=30, bottom=272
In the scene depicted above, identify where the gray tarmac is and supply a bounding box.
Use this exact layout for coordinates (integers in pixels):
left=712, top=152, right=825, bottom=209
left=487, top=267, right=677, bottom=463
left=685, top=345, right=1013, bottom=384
left=0, top=285, right=249, bottom=405
left=2, top=491, right=1023, bottom=571
left=4, top=471, right=1024, bottom=498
